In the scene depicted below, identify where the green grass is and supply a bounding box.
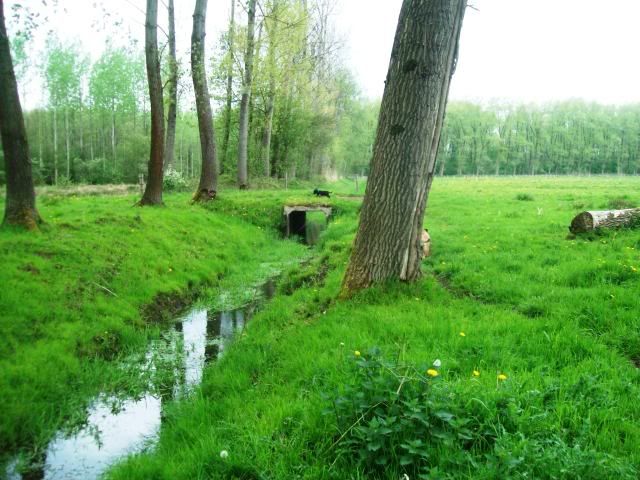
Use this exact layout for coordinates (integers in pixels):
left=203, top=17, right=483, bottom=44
left=0, top=190, right=310, bottom=459
left=102, top=176, right=640, bottom=479
left=3, top=177, right=640, bottom=479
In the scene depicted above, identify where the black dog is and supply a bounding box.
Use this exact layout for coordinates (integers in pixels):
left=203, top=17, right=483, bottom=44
left=313, top=188, right=331, bottom=198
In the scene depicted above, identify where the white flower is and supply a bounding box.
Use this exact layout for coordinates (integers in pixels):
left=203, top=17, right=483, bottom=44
left=339, top=342, right=345, bottom=347
left=220, top=450, right=229, bottom=459
left=433, top=359, right=441, bottom=368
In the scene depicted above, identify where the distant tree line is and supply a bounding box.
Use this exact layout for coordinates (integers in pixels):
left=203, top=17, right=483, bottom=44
left=438, top=101, right=640, bottom=176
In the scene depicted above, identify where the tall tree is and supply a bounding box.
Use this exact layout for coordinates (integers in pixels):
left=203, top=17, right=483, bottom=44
left=237, top=0, right=256, bottom=189
left=191, top=0, right=218, bottom=201
left=0, top=2, right=41, bottom=229
left=139, top=0, right=164, bottom=205
left=342, top=0, right=467, bottom=295
left=220, top=0, right=235, bottom=175
left=164, top=0, right=178, bottom=170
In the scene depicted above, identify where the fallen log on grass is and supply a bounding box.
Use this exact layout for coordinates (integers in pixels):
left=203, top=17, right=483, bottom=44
left=569, top=208, right=640, bottom=233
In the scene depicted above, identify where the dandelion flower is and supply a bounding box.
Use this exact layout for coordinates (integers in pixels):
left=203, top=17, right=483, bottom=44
left=433, top=359, right=442, bottom=368
left=354, top=350, right=361, bottom=357
left=220, top=450, right=229, bottom=459
left=497, top=374, right=507, bottom=381
left=459, top=331, right=466, bottom=337
left=473, top=370, right=480, bottom=377
left=426, top=369, right=439, bottom=377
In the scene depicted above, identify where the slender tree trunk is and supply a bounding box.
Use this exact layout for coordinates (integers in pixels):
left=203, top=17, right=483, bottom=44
left=64, top=107, right=70, bottom=178
left=237, top=0, right=256, bottom=189
left=342, top=0, right=467, bottom=295
left=53, top=108, right=58, bottom=184
left=191, top=0, right=218, bottom=201
left=0, top=2, right=42, bottom=228
left=221, top=0, right=235, bottom=176
left=164, top=0, right=178, bottom=171
left=261, top=5, right=277, bottom=177
left=111, top=108, right=116, bottom=169
left=140, top=0, right=165, bottom=205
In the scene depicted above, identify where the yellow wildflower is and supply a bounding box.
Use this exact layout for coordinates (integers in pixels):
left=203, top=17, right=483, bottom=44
left=354, top=350, right=361, bottom=357
left=497, top=374, right=507, bottom=381
left=459, top=332, right=466, bottom=337
left=473, top=370, right=480, bottom=377
left=426, top=369, right=439, bottom=377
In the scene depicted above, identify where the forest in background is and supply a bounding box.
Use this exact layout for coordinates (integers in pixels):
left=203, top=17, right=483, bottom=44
left=2, top=0, right=640, bottom=187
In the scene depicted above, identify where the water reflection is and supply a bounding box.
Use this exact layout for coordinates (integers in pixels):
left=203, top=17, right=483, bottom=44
left=8, top=278, right=278, bottom=480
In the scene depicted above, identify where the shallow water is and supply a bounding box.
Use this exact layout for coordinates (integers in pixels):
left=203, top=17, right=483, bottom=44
left=7, top=279, right=277, bottom=480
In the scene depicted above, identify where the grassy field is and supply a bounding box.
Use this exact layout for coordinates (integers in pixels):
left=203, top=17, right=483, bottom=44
left=2, top=177, right=640, bottom=479
left=0, top=189, right=316, bottom=462
left=106, top=176, right=640, bottom=479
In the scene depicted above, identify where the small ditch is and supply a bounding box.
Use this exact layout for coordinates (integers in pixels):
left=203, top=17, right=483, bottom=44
left=7, top=278, right=279, bottom=480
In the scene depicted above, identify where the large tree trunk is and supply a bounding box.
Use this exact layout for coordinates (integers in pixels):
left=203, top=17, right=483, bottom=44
left=570, top=209, right=640, bottom=234
left=191, top=0, right=218, bottom=202
left=0, top=2, right=42, bottom=229
left=342, top=0, right=466, bottom=295
left=220, top=0, right=235, bottom=176
left=237, top=0, right=256, bottom=189
left=140, top=0, right=165, bottom=205
left=164, top=0, right=177, bottom=171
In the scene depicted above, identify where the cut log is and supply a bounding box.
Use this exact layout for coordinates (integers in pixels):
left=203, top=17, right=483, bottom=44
left=570, top=209, right=640, bottom=233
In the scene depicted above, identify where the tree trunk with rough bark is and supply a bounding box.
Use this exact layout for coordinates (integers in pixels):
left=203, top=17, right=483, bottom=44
left=164, top=0, right=177, bottom=170
left=191, top=0, right=218, bottom=202
left=140, top=0, right=165, bottom=205
left=0, top=2, right=42, bottom=229
left=570, top=209, right=640, bottom=234
left=237, top=0, right=256, bottom=189
left=342, top=0, right=466, bottom=295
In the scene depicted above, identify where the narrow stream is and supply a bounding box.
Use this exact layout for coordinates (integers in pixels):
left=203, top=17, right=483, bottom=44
left=7, top=279, right=278, bottom=480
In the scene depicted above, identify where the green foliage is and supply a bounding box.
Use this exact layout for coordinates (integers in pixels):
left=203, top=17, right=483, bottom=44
left=325, top=348, right=488, bottom=477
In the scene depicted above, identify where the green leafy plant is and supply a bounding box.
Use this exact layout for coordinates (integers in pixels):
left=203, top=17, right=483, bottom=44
left=323, top=348, right=492, bottom=478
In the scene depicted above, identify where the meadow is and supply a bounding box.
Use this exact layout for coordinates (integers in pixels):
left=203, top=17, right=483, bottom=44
left=2, top=176, right=640, bottom=479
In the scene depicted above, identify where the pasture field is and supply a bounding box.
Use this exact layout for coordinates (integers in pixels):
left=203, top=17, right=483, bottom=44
left=2, top=176, right=640, bottom=479
left=108, top=176, right=640, bottom=479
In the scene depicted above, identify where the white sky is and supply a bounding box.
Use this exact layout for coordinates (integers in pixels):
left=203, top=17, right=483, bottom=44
left=12, top=0, right=640, bottom=107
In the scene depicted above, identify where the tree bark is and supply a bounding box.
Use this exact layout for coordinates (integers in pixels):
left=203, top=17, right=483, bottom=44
left=237, top=0, right=256, bottom=189
left=220, top=0, right=235, bottom=175
left=0, top=2, right=42, bottom=229
left=191, top=0, right=218, bottom=202
left=570, top=209, right=640, bottom=234
left=140, top=0, right=165, bottom=205
left=342, top=0, right=466, bottom=295
left=164, top=0, right=177, bottom=171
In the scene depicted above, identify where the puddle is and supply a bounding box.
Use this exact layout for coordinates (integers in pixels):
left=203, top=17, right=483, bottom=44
left=7, top=279, right=278, bottom=480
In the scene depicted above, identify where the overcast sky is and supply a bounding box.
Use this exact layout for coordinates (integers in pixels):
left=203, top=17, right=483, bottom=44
left=12, top=0, right=640, bottom=107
